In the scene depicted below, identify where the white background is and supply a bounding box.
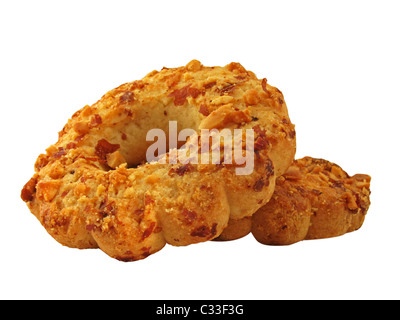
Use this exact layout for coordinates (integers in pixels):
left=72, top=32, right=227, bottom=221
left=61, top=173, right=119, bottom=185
left=1, top=0, right=399, bottom=300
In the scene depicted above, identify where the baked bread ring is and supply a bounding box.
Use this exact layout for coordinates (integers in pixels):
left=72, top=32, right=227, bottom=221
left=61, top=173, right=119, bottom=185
left=216, top=157, right=371, bottom=243
left=21, top=60, right=296, bottom=261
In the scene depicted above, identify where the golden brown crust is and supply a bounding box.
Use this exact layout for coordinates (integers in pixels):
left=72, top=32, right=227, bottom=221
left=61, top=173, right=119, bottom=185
left=21, top=60, right=296, bottom=261
left=217, top=157, right=371, bottom=243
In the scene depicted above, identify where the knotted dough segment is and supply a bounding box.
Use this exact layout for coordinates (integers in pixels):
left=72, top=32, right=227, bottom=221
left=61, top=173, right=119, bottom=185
left=252, top=157, right=371, bottom=245
left=21, top=60, right=296, bottom=261
left=216, top=157, right=371, bottom=244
